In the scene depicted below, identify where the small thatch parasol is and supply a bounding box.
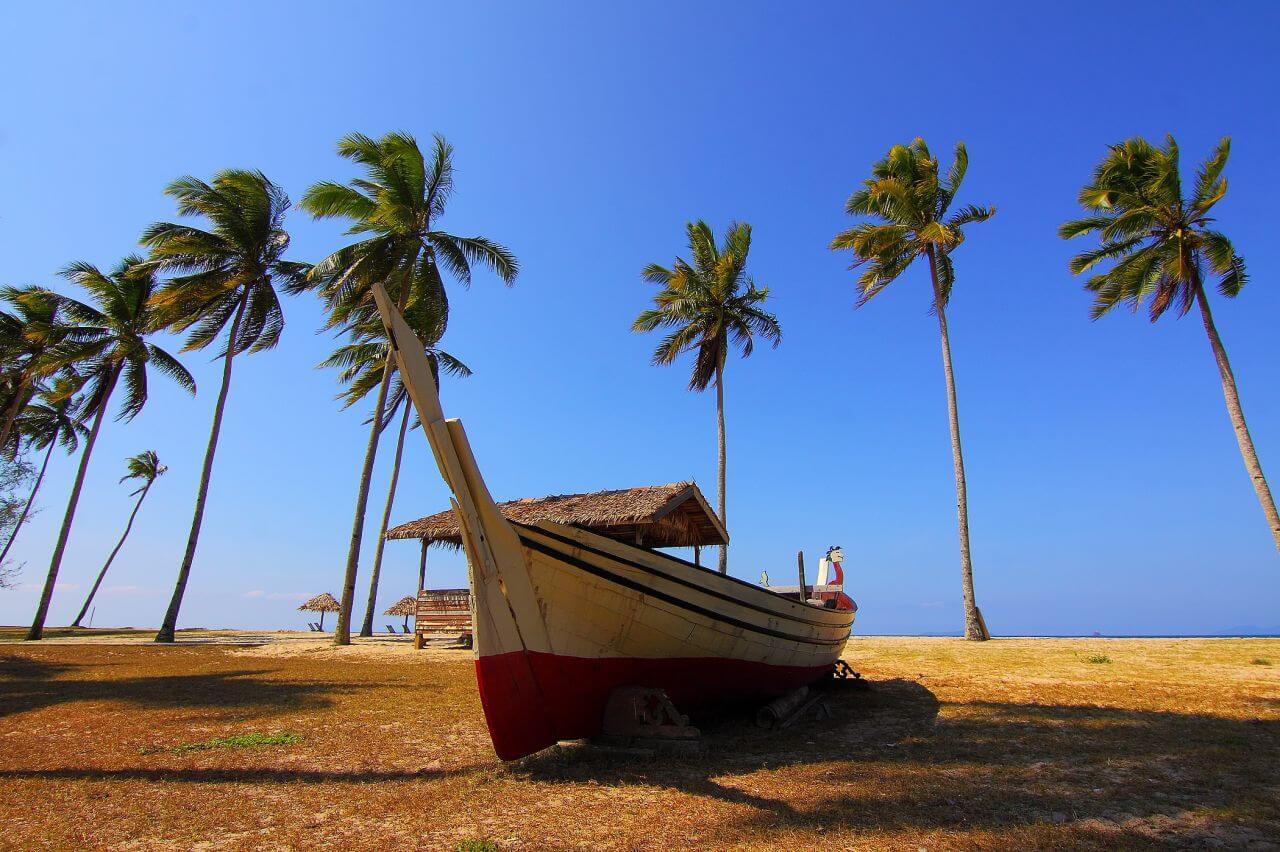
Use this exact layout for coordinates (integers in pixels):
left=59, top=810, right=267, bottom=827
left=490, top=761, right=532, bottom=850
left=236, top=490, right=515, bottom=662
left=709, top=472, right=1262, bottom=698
left=298, top=592, right=340, bottom=631
left=385, top=595, right=417, bottom=632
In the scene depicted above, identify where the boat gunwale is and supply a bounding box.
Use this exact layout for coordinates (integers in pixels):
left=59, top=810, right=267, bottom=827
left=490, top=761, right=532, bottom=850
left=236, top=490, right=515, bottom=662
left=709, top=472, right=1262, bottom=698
left=518, top=521, right=854, bottom=625
left=515, top=529, right=852, bottom=648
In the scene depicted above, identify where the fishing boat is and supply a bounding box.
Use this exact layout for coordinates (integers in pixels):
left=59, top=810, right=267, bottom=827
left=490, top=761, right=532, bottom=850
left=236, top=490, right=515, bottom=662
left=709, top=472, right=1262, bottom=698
left=371, top=283, right=857, bottom=760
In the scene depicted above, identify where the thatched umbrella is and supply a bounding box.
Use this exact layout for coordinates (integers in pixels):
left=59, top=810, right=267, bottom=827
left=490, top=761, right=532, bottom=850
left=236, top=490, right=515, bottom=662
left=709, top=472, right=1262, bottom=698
left=298, top=592, right=340, bottom=630
left=385, top=595, right=416, bottom=632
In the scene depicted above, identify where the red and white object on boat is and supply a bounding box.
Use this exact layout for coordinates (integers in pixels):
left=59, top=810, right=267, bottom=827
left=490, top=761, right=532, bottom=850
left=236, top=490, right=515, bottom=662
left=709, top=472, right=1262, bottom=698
left=371, top=284, right=856, bottom=760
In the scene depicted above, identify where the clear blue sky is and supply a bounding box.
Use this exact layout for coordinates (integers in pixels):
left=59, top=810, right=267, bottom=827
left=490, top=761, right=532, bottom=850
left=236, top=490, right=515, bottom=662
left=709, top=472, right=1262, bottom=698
left=2, top=1, right=1277, bottom=635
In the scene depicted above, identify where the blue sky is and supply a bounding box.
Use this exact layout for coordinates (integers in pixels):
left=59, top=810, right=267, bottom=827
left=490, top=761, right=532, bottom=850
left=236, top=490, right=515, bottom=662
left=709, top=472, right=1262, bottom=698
left=2, top=1, right=1278, bottom=635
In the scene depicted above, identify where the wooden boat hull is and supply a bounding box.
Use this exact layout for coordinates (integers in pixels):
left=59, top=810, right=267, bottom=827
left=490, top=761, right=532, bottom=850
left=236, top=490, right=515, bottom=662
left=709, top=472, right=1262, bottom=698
left=368, top=282, right=855, bottom=762
left=473, top=521, right=854, bottom=759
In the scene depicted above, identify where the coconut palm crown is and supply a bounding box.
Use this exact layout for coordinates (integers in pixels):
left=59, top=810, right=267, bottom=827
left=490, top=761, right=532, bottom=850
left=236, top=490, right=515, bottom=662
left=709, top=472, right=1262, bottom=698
left=1060, top=135, right=1279, bottom=551
left=298, top=132, right=517, bottom=322
left=1059, top=135, right=1244, bottom=320
left=829, top=138, right=995, bottom=309
left=122, top=449, right=167, bottom=494
left=634, top=221, right=780, bottom=390
left=143, top=170, right=311, bottom=354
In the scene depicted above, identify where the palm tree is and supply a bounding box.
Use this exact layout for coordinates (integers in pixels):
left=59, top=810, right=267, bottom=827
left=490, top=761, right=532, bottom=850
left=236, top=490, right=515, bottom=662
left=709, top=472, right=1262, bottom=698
left=319, top=297, right=470, bottom=638
left=71, top=451, right=167, bottom=627
left=633, top=221, right=781, bottom=574
left=829, top=138, right=995, bottom=640
left=1061, top=135, right=1279, bottom=552
left=0, top=287, right=68, bottom=451
left=25, top=259, right=195, bottom=641
left=142, top=170, right=309, bottom=643
left=298, top=131, right=517, bottom=645
left=0, top=376, right=89, bottom=566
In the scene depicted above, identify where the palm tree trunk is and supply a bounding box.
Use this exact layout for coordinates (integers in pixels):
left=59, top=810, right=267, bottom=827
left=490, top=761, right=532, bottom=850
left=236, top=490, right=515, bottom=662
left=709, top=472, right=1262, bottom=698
left=927, top=248, right=985, bottom=641
left=360, top=397, right=411, bottom=636
left=154, top=291, right=249, bottom=643
left=71, top=481, right=151, bottom=627
left=334, top=352, right=394, bottom=646
left=715, top=358, right=728, bottom=574
left=0, top=438, right=55, bottom=566
left=25, top=368, right=120, bottom=641
left=1195, top=287, right=1280, bottom=551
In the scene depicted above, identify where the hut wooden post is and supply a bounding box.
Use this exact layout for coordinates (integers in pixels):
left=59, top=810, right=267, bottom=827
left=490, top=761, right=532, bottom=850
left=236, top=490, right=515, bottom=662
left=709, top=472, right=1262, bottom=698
left=694, top=545, right=701, bottom=567
left=415, top=541, right=427, bottom=649
left=319, top=610, right=325, bottom=630
left=796, top=550, right=806, bottom=602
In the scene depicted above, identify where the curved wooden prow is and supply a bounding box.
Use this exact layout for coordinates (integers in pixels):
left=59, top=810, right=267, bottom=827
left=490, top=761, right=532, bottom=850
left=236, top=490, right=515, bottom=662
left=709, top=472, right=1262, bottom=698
left=368, top=284, right=549, bottom=656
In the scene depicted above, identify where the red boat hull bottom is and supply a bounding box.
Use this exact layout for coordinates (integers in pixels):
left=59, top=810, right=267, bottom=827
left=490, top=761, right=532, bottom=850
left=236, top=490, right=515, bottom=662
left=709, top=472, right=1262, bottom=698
left=474, top=649, right=836, bottom=760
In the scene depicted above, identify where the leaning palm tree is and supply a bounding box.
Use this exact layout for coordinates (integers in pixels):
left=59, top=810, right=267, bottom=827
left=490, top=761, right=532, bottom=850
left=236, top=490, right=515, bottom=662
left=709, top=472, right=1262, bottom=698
left=1061, top=135, right=1279, bottom=552
left=298, top=131, right=517, bottom=645
left=0, top=376, right=89, bottom=566
left=633, top=220, right=781, bottom=574
left=829, top=139, right=995, bottom=640
left=71, top=451, right=167, bottom=627
left=26, top=259, right=195, bottom=641
left=320, top=297, right=470, bottom=638
left=143, top=169, right=309, bottom=643
left=0, top=287, right=68, bottom=451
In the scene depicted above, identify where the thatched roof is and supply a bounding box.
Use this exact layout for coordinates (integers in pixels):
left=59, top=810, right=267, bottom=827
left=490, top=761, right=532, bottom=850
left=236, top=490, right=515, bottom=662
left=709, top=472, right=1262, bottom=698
left=385, top=595, right=417, bottom=617
left=386, top=481, right=727, bottom=549
left=297, top=592, right=340, bottom=613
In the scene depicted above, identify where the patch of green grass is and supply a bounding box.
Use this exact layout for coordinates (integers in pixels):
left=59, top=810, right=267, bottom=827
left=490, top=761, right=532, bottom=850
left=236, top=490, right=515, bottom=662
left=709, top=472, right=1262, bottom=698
left=143, top=731, right=302, bottom=755
left=1084, top=654, right=1111, bottom=664
left=1250, top=658, right=1271, bottom=666
left=454, top=842, right=498, bottom=852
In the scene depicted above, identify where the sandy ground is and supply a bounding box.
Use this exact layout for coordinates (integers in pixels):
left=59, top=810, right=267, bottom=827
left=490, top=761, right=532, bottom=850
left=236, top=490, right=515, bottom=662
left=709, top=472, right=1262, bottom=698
left=0, top=630, right=1277, bottom=850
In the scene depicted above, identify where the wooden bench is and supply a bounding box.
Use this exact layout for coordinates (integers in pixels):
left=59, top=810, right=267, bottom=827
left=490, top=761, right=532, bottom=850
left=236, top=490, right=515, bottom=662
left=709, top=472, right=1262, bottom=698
left=415, top=588, right=473, bottom=649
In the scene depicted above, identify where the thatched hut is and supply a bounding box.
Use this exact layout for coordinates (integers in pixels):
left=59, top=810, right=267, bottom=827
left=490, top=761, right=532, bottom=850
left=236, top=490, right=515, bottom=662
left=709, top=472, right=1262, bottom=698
left=385, top=595, right=417, bottom=632
left=386, top=481, right=728, bottom=577
left=297, top=592, right=340, bottom=630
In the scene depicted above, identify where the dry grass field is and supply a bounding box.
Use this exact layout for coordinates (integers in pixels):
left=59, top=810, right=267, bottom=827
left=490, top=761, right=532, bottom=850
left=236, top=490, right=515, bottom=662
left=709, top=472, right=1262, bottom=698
left=0, top=630, right=1277, bottom=850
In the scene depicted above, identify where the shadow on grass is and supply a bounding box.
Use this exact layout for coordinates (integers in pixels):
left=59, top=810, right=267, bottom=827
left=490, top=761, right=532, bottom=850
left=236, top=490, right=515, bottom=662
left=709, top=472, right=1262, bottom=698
left=0, top=654, right=373, bottom=718
left=0, top=766, right=474, bottom=784
left=517, top=677, right=1280, bottom=844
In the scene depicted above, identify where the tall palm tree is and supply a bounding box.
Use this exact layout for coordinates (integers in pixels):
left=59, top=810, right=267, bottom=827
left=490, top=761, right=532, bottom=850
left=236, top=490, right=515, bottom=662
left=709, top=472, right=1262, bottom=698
left=143, top=169, right=309, bottom=643
left=1061, top=135, right=1278, bottom=552
left=319, top=297, right=470, bottom=637
left=0, top=376, right=89, bottom=566
left=829, top=138, right=995, bottom=640
left=0, top=287, right=67, bottom=451
left=71, top=450, right=167, bottom=627
left=25, top=259, right=195, bottom=641
left=298, top=131, right=517, bottom=645
left=633, top=220, right=781, bottom=574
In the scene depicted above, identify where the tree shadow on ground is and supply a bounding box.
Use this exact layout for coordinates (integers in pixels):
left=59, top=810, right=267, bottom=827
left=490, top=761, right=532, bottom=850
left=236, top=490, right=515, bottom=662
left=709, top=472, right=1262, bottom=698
left=516, top=677, right=1280, bottom=847
left=0, top=654, right=396, bottom=719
